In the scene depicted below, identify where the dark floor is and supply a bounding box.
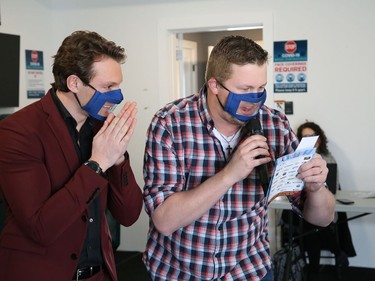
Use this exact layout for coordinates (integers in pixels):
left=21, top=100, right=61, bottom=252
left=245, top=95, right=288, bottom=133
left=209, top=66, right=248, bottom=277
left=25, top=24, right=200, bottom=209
left=115, top=251, right=148, bottom=281
left=115, top=251, right=375, bottom=281
left=302, top=264, right=375, bottom=281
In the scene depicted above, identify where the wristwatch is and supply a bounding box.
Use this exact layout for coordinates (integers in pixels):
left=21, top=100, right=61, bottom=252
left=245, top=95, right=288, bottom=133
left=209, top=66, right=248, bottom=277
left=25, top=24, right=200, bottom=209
left=84, top=160, right=106, bottom=178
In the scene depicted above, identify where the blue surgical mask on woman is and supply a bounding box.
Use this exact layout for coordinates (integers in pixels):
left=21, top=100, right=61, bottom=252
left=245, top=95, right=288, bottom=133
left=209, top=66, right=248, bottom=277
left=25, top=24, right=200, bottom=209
left=217, top=81, right=267, bottom=122
left=81, top=84, right=123, bottom=121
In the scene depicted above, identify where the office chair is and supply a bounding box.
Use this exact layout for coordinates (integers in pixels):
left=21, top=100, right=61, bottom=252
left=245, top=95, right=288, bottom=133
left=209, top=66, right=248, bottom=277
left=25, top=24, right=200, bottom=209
left=280, top=199, right=356, bottom=281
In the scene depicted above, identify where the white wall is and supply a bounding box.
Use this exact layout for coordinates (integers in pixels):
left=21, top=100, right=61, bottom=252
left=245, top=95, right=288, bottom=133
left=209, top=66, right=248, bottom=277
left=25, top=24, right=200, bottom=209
left=1, top=0, right=374, bottom=268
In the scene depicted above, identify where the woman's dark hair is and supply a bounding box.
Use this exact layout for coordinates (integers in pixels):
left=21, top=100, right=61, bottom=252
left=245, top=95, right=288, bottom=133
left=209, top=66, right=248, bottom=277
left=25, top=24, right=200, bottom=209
left=51, top=30, right=126, bottom=92
left=296, top=121, right=329, bottom=154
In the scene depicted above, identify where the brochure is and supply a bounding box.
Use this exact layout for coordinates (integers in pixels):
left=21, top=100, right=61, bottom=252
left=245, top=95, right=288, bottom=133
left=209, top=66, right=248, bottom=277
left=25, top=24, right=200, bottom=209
left=266, top=136, right=318, bottom=204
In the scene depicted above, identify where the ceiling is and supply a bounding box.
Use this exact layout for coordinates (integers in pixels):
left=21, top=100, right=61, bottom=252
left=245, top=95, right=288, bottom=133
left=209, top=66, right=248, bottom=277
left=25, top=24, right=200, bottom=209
left=36, top=0, right=205, bottom=9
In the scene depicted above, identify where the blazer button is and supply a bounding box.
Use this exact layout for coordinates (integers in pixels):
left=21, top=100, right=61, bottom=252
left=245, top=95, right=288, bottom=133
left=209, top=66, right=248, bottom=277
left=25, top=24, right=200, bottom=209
left=123, top=173, right=128, bottom=185
left=71, top=253, right=78, bottom=260
left=81, top=215, right=87, bottom=222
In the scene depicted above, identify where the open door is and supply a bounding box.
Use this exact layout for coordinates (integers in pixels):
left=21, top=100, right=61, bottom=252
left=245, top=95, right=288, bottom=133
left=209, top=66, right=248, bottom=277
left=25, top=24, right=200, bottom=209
left=174, top=36, right=198, bottom=99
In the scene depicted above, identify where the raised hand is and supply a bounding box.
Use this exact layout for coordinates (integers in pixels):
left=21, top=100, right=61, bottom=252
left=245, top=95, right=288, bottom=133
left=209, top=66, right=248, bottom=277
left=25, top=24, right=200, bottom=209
left=90, top=102, right=137, bottom=171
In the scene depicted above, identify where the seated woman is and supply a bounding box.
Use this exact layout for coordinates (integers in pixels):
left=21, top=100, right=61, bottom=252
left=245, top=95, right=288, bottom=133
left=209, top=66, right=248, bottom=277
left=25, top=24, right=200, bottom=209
left=282, top=121, right=356, bottom=280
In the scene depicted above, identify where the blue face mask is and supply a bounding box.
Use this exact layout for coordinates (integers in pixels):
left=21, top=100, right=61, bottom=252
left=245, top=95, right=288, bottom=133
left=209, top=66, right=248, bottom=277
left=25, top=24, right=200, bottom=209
left=82, top=85, right=123, bottom=121
left=217, top=81, right=267, bottom=122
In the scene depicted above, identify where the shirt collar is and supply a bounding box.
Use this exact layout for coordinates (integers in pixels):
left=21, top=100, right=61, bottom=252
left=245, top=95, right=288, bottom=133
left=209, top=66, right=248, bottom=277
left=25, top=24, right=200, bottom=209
left=198, top=85, right=215, bottom=134
left=50, top=88, right=77, bottom=127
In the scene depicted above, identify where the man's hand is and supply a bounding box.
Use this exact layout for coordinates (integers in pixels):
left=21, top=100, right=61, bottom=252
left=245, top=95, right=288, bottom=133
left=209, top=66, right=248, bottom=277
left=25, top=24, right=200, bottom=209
left=298, top=153, right=335, bottom=226
left=90, top=102, right=137, bottom=171
left=297, top=153, right=328, bottom=192
left=223, top=135, right=271, bottom=185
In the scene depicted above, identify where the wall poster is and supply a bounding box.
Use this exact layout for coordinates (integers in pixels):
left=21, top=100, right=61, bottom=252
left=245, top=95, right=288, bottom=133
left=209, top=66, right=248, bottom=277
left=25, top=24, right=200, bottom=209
left=273, top=40, right=308, bottom=93
left=25, top=50, right=45, bottom=99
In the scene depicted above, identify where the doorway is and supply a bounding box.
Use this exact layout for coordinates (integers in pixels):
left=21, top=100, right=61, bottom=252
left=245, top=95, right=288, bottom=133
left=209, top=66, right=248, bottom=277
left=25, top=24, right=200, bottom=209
left=174, top=37, right=198, bottom=98
left=156, top=11, right=273, bottom=107
left=173, top=28, right=264, bottom=99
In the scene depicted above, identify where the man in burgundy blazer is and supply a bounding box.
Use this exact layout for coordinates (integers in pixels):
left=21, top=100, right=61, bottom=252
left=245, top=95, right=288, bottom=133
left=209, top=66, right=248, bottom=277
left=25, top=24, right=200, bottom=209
left=0, top=31, right=143, bottom=281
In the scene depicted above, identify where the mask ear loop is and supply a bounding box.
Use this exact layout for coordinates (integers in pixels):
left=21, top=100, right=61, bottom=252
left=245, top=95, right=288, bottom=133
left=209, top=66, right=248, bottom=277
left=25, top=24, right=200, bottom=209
left=85, top=83, right=97, bottom=91
left=72, top=78, right=97, bottom=109
left=216, top=95, right=226, bottom=111
left=73, top=92, right=83, bottom=107
left=213, top=79, right=230, bottom=111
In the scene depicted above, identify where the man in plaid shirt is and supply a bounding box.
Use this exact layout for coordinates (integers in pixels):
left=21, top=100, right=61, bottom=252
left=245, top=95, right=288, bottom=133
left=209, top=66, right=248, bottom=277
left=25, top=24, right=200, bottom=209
left=143, top=36, right=335, bottom=281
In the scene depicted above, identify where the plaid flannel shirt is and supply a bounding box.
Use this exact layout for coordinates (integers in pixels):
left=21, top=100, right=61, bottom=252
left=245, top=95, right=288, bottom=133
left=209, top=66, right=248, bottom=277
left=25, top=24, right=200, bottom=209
left=143, top=87, right=299, bottom=280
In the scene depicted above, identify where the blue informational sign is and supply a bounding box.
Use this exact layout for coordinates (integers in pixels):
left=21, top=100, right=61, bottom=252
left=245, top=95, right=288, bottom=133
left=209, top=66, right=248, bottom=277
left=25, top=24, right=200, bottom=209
left=273, top=40, right=308, bottom=93
left=25, top=50, right=45, bottom=98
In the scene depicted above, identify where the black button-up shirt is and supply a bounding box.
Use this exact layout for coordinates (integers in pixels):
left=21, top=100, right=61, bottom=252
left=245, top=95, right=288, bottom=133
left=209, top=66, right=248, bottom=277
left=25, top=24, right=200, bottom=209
left=51, top=89, right=103, bottom=268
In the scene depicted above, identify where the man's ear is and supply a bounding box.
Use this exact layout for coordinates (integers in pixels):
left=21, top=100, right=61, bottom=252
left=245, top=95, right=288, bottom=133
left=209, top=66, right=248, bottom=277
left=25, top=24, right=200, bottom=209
left=207, top=78, right=219, bottom=94
left=66, top=75, right=80, bottom=93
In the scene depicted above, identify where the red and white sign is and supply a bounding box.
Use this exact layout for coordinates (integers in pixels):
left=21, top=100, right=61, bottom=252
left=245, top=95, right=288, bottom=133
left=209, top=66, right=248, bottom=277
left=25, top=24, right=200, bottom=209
left=31, top=50, right=39, bottom=62
left=284, top=41, right=297, bottom=53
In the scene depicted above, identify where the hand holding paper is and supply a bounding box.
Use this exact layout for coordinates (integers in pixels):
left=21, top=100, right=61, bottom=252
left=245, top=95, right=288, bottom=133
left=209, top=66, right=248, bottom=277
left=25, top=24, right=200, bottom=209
left=266, top=136, right=319, bottom=204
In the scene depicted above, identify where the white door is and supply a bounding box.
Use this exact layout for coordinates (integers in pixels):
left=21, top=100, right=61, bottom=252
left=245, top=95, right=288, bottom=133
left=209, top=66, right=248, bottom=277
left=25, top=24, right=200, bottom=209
left=174, top=38, right=198, bottom=99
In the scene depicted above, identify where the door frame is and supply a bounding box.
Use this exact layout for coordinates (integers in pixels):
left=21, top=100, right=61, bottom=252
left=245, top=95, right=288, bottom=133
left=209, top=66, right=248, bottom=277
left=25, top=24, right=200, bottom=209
left=174, top=36, right=198, bottom=99
left=157, top=12, right=273, bottom=107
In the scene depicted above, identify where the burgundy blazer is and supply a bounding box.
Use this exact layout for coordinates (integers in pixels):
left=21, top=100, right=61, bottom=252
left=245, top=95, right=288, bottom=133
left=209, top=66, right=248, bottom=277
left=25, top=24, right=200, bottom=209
left=0, top=90, right=143, bottom=281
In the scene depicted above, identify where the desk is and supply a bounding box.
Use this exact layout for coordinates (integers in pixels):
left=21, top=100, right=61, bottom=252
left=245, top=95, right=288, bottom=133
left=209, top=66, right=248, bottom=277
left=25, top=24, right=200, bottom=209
left=269, top=190, right=375, bottom=213
left=269, top=190, right=375, bottom=281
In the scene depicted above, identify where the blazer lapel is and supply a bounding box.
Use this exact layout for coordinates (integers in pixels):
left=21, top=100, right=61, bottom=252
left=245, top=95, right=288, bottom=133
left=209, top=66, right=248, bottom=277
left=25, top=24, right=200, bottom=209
left=40, top=91, right=79, bottom=174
